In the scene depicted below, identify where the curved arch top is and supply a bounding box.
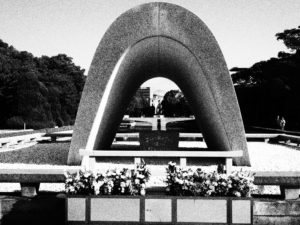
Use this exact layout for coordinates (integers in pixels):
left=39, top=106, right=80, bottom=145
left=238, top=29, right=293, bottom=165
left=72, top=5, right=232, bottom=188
left=68, top=2, right=250, bottom=166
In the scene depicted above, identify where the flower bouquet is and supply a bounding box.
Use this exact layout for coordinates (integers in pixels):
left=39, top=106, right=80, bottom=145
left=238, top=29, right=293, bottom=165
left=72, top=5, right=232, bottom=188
left=165, top=161, right=254, bottom=197
left=65, top=162, right=150, bottom=196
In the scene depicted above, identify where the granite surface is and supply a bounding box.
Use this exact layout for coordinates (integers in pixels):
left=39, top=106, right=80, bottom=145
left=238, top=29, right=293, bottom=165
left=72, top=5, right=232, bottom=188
left=68, top=2, right=250, bottom=166
left=254, top=171, right=300, bottom=186
left=0, top=170, right=65, bottom=183
left=1, top=196, right=300, bottom=225
left=139, top=131, right=179, bottom=150
left=0, top=142, right=70, bottom=165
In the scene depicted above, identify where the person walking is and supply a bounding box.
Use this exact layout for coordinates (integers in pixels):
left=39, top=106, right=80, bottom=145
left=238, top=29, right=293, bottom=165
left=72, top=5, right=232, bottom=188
left=276, top=115, right=281, bottom=128
left=280, top=117, right=286, bottom=130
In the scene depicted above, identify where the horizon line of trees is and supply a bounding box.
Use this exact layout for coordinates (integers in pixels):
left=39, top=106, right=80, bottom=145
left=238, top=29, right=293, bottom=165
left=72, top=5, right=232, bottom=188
left=1, top=25, right=299, bottom=130
left=0, top=39, right=86, bottom=129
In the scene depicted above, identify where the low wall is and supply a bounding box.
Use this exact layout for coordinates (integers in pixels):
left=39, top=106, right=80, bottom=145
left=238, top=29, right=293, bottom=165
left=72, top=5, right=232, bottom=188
left=0, top=195, right=300, bottom=225
left=0, top=194, right=65, bottom=225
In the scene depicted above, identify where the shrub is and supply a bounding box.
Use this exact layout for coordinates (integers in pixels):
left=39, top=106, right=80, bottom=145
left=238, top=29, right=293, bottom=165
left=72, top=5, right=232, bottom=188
left=55, top=117, right=64, bottom=127
left=165, top=162, right=253, bottom=197
left=26, top=120, right=52, bottom=129
left=6, top=116, right=24, bottom=129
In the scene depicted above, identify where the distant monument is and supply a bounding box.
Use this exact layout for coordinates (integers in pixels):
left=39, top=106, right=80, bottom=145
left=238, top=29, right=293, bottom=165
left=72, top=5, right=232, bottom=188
left=68, top=2, right=250, bottom=166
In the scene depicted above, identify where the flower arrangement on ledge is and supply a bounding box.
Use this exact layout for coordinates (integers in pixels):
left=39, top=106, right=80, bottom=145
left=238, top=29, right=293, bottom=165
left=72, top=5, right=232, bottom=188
left=65, top=161, right=254, bottom=197
left=165, top=162, right=254, bottom=197
left=65, top=163, right=150, bottom=196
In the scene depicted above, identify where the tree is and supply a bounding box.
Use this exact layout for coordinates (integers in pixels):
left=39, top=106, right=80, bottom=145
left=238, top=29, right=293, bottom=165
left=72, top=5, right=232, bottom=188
left=126, top=91, right=149, bottom=117
left=276, top=26, right=300, bottom=52
left=161, top=90, right=192, bottom=117
left=231, top=26, right=300, bottom=130
left=0, top=39, right=86, bottom=129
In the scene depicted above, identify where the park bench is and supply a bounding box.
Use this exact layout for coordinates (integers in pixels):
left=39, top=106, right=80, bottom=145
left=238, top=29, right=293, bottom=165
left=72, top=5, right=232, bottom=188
left=0, top=140, right=10, bottom=148
left=114, top=133, right=139, bottom=141
left=0, top=133, right=43, bottom=148
left=44, top=132, right=73, bottom=142
left=254, top=171, right=300, bottom=200
left=276, top=134, right=300, bottom=146
left=0, top=167, right=79, bottom=197
left=79, top=149, right=243, bottom=175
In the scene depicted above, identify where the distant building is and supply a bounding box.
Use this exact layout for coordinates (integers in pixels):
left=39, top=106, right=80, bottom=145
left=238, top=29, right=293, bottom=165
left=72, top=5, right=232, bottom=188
left=136, top=87, right=151, bottom=106
left=151, top=90, right=165, bottom=114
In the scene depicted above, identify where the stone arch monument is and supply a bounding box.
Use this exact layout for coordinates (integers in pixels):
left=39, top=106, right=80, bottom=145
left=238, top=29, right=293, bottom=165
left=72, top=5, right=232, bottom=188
left=68, top=2, right=251, bottom=166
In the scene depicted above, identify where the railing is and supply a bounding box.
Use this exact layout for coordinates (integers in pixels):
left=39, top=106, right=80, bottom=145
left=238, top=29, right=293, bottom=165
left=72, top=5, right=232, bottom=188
left=79, top=149, right=243, bottom=175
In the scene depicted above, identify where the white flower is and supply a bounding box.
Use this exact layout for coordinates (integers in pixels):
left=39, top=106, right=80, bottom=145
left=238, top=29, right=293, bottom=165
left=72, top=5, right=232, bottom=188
left=69, top=186, right=75, bottom=192
left=177, top=179, right=184, bottom=185
left=84, top=172, right=91, bottom=178
left=135, top=179, right=140, bottom=184
left=234, top=191, right=241, bottom=197
left=120, top=181, right=126, bottom=188
left=137, top=174, right=145, bottom=179
left=108, top=180, right=114, bottom=187
left=207, top=190, right=212, bottom=196
left=140, top=189, right=146, bottom=196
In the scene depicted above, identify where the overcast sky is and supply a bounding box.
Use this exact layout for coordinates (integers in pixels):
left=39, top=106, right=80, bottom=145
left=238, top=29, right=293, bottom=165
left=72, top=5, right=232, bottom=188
left=1, top=0, right=299, bottom=91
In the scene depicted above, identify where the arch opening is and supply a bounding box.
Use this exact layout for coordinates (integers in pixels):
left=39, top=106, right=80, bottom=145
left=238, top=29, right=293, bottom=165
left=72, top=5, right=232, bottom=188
left=125, top=77, right=182, bottom=117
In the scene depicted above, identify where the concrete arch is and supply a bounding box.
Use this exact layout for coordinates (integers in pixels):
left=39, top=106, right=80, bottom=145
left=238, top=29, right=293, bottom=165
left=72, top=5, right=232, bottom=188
left=68, top=2, right=250, bottom=166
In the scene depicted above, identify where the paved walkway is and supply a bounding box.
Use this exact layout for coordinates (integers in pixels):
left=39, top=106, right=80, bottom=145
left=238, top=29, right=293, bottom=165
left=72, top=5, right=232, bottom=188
left=131, top=117, right=158, bottom=130
left=129, top=117, right=195, bottom=131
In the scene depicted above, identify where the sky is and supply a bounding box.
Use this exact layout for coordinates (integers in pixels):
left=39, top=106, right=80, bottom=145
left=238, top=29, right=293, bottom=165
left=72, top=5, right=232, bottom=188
left=0, top=0, right=300, bottom=92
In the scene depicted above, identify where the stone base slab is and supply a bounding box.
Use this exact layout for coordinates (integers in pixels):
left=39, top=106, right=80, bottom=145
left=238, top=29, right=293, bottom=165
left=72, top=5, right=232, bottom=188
left=1, top=195, right=300, bottom=225
left=66, top=196, right=253, bottom=224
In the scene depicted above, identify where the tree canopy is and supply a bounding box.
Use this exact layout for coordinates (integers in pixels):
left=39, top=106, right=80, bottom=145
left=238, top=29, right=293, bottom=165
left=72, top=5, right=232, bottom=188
left=161, top=90, right=192, bottom=117
left=231, top=25, right=300, bottom=130
left=0, top=39, right=86, bottom=129
left=126, top=89, right=155, bottom=117
left=276, top=26, right=300, bottom=52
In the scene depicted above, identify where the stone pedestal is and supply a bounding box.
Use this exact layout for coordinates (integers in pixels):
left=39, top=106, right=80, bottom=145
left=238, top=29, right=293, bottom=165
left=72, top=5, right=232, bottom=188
left=20, top=183, right=40, bottom=197
left=139, top=131, right=179, bottom=150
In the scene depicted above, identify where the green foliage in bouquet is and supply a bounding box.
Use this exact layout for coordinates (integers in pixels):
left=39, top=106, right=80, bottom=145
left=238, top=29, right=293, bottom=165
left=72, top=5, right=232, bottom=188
left=65, top=163, right=150, bottom=196
left=165, top=162, right=253, bottom=197
left=65, top=170, right=94, bottom=195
